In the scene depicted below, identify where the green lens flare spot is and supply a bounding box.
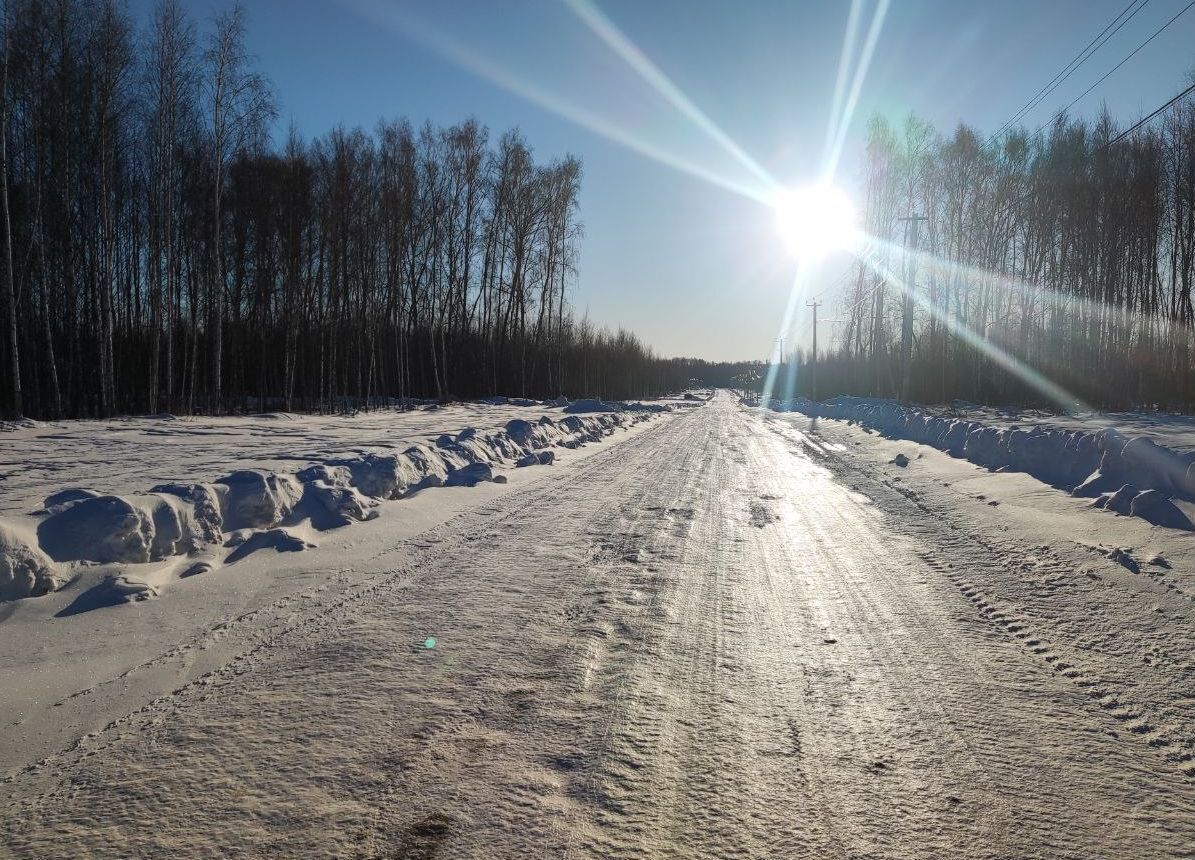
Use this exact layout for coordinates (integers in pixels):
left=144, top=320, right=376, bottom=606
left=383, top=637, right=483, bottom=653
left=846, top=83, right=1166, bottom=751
left=424, top=637, right=437, bottom=649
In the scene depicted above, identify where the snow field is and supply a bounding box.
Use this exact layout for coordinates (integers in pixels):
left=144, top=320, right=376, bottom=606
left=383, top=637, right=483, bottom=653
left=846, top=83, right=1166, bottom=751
left=0, top=407, right=666, bottom=602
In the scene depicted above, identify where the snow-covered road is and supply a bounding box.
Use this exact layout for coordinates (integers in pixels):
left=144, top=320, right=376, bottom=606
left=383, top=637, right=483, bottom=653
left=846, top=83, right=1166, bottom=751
left=4, top=392, right=1194, bottom=858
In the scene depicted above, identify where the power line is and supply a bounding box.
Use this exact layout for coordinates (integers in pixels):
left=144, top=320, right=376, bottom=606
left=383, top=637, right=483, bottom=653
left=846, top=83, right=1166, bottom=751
left=1106, top=80, right=1195, bottom=146
left=988, top=0, right=1151, bottom=144
left=1029, top=0, right=1195, bottom=139
left=978, top=4, right=1195, bottom=224
left=837, top=278, right=882, bottom=318
left=838, top=49, right=1195, bottom=344
left=986, top=77, right=1195, bottom=223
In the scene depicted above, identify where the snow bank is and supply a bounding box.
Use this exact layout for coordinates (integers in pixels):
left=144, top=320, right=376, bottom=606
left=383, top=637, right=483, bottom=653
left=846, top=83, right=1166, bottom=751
left=557, top=398, right=672, bottom=414
left=218, top=470, right=304, bottom=531
left=1130, top=490, right=1193, bottom=530
left=773, top=395, right=1195, bottom=530
left=295, top=466, right=380, bottom=527
left=0, top=523, right=58, bottom=601
left=149, top=483, right=224, bottom=544
left=563, top=398, right=617, bottom=413
left=0, top=405, right=666, bottom=601
left=38, top=495, right=155, bottom=564
left=43, top=488, right=103, bottom=512
left=445, top=462, right=495, bottom=487
left=0, top=417, right=40, bottom=432
left=516, top=451, right=555, bottom=467
left=37, top=490, right=221, bottom=564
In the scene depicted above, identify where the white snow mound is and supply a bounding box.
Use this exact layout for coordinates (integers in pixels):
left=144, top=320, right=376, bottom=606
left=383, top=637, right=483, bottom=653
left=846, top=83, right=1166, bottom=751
left=772, top=395, right=1195, bottom=530
left=0, top=523, right=59, bottom=601
left=2, top=402, right=667, bottom=601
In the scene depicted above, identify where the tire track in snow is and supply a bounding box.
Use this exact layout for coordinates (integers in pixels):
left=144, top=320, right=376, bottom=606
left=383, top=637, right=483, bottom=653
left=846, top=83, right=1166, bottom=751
left=769, top=410, right=1195, bottom=783
left=7, top=396, right=1195, bottom=858
left=916, top=542, right=1195, bottom=778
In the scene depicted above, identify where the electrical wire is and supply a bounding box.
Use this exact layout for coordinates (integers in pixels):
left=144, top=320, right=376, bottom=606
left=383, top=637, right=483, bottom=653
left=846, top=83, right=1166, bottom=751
left=1029, top=0, right=1195, bottom=139
left=1105, top=80, right=1195, bottom=146
left=987, top=0, right=1151, bottom=144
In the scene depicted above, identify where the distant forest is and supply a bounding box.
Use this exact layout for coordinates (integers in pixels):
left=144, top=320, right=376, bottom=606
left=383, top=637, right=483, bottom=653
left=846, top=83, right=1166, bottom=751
left=806, top=90, right=1195, bottom=411
left=0, top=1, right=708, bottom=420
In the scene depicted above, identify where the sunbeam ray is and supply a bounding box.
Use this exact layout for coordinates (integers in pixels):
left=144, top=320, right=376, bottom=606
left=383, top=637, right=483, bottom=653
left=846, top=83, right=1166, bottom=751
left=856, top=244, right=1090, bottom=412
left=761, top=263, right=817, bottom=407
left=563, top=0, right=775, bottom=191
left=342, top=0, right=773, bottom=204
left=866, top=237, right=1133, bottom=346
left=822, top=0, right=864, bottom=170
left=823, top=0, right=889, bottom=182
left=762, top=0, right=883, bottom=404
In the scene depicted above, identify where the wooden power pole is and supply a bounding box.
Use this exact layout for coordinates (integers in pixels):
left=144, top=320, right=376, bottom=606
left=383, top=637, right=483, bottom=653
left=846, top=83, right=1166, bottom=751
left=807, top=299, right=821, bottom=401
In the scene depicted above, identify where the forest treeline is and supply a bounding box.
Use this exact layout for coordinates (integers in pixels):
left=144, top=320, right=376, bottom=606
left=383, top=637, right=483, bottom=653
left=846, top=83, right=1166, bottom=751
left=807, top=92, right=1195, bottom=411
left=0, top=0, right=687, bottom=420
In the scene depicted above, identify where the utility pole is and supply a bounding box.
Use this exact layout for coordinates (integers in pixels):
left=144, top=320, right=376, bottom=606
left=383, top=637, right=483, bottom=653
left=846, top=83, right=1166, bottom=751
left=897, top=214, right=927, bottom=403
left=762, top=336, right=785, bottom=407
left=806, top=300, right=821, bottom=401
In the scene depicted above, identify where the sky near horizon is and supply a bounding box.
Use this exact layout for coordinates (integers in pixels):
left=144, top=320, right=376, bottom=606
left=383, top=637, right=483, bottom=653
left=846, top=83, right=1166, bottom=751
left=133, top=0, right=1195, bottom=361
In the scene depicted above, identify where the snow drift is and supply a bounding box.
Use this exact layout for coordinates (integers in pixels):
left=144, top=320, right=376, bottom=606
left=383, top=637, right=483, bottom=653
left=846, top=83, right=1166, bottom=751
left=0, top=523, right=58, bottom=602
left=772, top=395, right=1195, bottom=530
left=0, top=406, right=667, bottom=601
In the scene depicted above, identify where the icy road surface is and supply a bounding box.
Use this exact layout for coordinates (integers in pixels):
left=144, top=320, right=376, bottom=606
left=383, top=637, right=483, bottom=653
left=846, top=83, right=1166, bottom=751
left=4, top=392, right=1195, bottom=858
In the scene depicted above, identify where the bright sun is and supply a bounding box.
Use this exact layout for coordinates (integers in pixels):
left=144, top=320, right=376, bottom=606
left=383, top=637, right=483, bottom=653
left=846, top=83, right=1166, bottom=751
left=773, top=184, right=858, bottom=260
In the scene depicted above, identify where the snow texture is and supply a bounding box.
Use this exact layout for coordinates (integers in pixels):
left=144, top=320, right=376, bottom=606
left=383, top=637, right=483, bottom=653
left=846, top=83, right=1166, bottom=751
left=772, top=395, right=1195, bottom=530
left=0, top=523, right=58, bottom=601
left=564, top=398, right=619, bottom=413
left=7, top=394, right=1195, bottom=857
left=0, top=401, right=669, bottom=601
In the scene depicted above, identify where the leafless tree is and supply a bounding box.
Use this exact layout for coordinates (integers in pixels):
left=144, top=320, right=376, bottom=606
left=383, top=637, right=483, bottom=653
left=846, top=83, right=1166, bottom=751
left=822, top=97, right=1195, bottom=411
left=0, top=2, right=688, bottom=419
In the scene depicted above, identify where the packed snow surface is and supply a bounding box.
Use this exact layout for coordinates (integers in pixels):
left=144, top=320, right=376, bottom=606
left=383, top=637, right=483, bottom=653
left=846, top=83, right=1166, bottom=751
left=4, top=393, right=1195, bottom=857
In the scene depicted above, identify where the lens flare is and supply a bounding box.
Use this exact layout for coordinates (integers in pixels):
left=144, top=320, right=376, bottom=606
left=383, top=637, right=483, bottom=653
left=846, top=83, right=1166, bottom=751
left=773, top=185, right=858, bottom=260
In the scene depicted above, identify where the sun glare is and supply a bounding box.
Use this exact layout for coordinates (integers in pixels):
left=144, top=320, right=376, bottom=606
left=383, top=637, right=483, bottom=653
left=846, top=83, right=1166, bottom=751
left=773, top=184, right=858, bottom=260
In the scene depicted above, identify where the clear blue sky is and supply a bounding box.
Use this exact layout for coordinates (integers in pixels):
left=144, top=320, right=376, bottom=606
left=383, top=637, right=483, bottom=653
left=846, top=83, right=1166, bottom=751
left=131, top=0, right=1195, bottom=361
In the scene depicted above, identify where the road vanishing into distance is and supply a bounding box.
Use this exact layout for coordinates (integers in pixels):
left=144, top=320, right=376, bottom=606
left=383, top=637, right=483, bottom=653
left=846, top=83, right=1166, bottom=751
left=4, top=393, right=1195, bottom=858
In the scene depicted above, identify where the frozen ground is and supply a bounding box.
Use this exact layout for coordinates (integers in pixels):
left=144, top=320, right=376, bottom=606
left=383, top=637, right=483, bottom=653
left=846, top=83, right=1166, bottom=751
left=3, top=391, right=1195, bottom=857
